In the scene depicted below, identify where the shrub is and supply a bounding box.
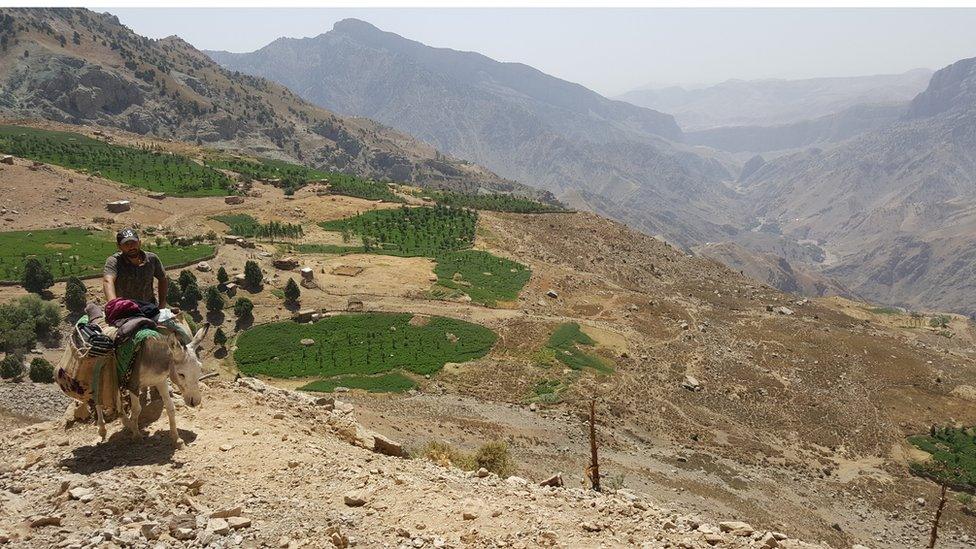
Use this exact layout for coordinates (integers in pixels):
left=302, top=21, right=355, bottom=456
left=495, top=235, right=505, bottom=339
left=64, top=276, right=87, bottom=314
left=473, top=441, right=514, bottom=477
left=234, top=297, right=254, bottom=319
left=28, top=357, right=54, bottom=383
left=216, top=266, right=229, bottom=285
left=166, top=278, right=182, bottom=307
left=244, top=260, right=262, bottom=289
left=419, top=441, right=475, bottom=470
left=213, top=327, right=227, bottom=348
left=21, top=257, right=54, bottom=294
left=178, top=269, right=197, bottom=289
left=284, top=278, right=300, bottom=304
left=930, top=315, right=951, bottom=328
left=0, top=294, right=62, bottom=353
left=180, top=280, right=202, bottom=310
left=205, top=285, right=224, bottom=313
left=1, top=353, right=25, bottom=380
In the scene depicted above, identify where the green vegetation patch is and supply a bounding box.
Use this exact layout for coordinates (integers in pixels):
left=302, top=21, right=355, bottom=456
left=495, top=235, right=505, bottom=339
left=909, top=426, right=976, bottom=490
left=423, top=190, right=566, bottom=213
left=869, top=306, right=902, bottom=315
left=234, top=312, right=496, bottom=386
left=316, top=205, right=476, bottom=257
left=433, top=250, right=530, bottom=306
left=0, top=125, right=231, bottom=196
left=0, top=228, right=214, bottom=282
left=545, top=322, right=613, bottom=373
left=211, top=213, right=303, bottom=240
left=299, top=372, right=416, bottom=393
left=206, top=155, right=403, bottom=202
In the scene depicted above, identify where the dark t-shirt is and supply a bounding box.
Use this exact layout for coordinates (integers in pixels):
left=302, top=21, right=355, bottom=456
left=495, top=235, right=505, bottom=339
left=104, top=251, right=165, bottom=304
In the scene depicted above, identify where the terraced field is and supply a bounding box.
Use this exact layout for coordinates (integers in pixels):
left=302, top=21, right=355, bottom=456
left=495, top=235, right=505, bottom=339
left=0, top=125, right=231, bottom=196
left=0, top=228, right=215, bottom=282
left=422, top=189, right=566, bottom=213
left=545, top=322, right=613, bottom=373
left=206, top=155, right=403, bottom=201
left=234, top=313, right=497, bottom=392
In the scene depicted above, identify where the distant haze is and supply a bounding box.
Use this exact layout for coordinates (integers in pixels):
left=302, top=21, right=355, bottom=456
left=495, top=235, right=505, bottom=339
left=107, top=8, right=976, bottom=96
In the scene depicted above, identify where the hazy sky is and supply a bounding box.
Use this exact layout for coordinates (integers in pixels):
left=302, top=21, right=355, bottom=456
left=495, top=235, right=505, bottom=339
left=106, top=8, right=976, bottom=96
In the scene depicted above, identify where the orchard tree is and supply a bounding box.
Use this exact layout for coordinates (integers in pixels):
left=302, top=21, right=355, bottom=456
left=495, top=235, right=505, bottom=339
left=217, top=266, right=229, bottom=285
left=180, top=280, right=202, bottom=310
left=213, top=327, right=227, bottom=349
left=244, top=260, right=262, bottom=289
left=234, top=297, right=254, bottom=320
left=284, top=278, right=300, bottom=305
left=22, top=258, right=54, bottom=294
left=64, top=276, right=87, bottom=314
left=166, top=277, right=182, bottom=307
left=205, top=286, right=224, bottom=314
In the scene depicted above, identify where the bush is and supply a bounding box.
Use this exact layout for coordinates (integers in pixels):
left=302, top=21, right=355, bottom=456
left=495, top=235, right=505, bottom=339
left=234, top=297, right=254, bottom=319
left=166, top=278, right=182, bottom=307
left=21, top=257, right=54, bottom=294
left=28, top=357, right=54, bottom=383
left=418, top=440, right=514, bottom=477
left=64, top=276, right=87, bottom=314
left=473, top=441, right=514, bottom=477
left=213, top=327, right=227, bottom=348
left=930, top=315, right=951, bottom=328
left=205, top=285, right=224, bottom=313
left=178, top=269, right=197, bottom=289
left=180, top=280, right=202, bottom=310
left=217, top=266, right=229, bottom=285
left=244, top=260, right=262, bottom=289
left=0, top=295, right=61, bottom=354
left=1, top=353, right=24, bottom=380
left=284, top=278, right=300, bottom=304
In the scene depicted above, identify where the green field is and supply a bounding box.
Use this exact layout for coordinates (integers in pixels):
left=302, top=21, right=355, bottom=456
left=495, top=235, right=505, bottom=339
left=234, top=313, right=497, bottom=392
left=433, top=250, right=530, bottom=306
left=423, top=190, right=566, bottom=213
left=909, top=426, right=976, bottom=490
left=206, top=155, right=403, bottom=202
left=317, top=205, right=477, bottom=257
left=0, top=125, right=232, bottom=197
left=545, top=323, right=613, bottom=373
left=299, top=372, right=416, bottom=393
left=0, top=228, right=215, bottom=282
left=211, top=213, right=303, bottom=240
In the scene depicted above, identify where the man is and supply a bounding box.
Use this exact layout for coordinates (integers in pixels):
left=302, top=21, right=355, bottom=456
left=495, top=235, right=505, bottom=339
left=103, top=228, right=168, bottom=305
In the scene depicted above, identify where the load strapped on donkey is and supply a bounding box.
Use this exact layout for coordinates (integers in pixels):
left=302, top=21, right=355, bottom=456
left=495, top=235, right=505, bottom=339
left=56, top=298, right=210, bottom=444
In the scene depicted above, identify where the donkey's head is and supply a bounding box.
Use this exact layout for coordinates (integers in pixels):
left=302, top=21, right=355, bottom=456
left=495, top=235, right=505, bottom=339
left=170, top=323, right=209, bottom=407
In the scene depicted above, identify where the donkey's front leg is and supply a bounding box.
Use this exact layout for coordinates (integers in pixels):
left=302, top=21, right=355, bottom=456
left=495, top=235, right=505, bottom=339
left=125, top=391, right=143, bottom=439
left=156, top=382, right=181, bottom=446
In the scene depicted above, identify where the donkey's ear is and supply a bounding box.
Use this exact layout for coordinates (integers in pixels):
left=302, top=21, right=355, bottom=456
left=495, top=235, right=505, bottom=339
left=190, top=322, right=211, bottom=350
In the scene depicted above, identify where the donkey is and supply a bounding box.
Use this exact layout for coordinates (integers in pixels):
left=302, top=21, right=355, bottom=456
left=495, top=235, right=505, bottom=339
left=113, top=322, right=209, bottom=445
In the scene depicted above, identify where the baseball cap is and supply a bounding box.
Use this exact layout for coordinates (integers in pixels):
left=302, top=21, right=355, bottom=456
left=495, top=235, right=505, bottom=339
left=116, top=228, right=140, bottom=244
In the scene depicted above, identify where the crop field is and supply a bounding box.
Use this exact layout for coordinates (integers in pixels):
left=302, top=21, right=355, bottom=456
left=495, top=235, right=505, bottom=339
left=423, top=190, right=566, bottom=213
left=206, top=155, right=403, bottom=202
left=0, top=125, right=231, bottom=197
left=0, top=228, right=214, bottom=281
left=908, top=426, right=976, bottom=489
left=234, top=313, right=497, bottom=392
left=298, top=372, right=416, bottom=393
left=545, top=322, right=613, bottom=373
left=317, top=206, right=476, bottom=257
left=433, top=250, right=530, bottom=306
left=211, top=214, right=303, bottom=240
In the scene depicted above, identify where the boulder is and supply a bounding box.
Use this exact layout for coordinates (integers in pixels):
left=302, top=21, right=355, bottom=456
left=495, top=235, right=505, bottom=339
left=273, top=257, right=299, bottom=270
left=148, top=192, right=166, bottom=199
left=0, top=155, right=13, bottom=165
left=372, top=433, right=406, bottom=457
left=775, top=306, right=794, bottom=316
left=224, top=283, right=237, bottom=297
left=300, top=338, right=315, bottom=347
left=343, top=491, right=368, bottom=507
left=539, top=473, right=563, bottom=488
left=224, top=195, right=244, bottom=205
left=294, top=309, right=315, bottom=322
left=681, top=375, right=702, bottom=391
left=106, top=200, right=130, bottom=213
left=546, top=289, right=558, bottom=299
left=718, top=521, right=754, bottom=536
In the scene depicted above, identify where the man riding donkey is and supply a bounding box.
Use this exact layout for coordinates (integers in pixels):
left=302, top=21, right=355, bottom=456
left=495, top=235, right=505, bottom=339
left=55, top=228, right=208, bottom=445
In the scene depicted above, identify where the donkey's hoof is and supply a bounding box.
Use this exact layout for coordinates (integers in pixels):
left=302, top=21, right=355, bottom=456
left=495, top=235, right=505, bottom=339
left=171, top=436, right=183, bottom=447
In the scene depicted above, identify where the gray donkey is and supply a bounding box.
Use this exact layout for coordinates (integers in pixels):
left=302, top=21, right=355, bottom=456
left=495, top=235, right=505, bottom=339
left=111, top=321, right=209, bottom=445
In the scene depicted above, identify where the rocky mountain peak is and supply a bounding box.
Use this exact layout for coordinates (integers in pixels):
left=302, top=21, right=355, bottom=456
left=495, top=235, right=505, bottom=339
left=906, top=56, right=976, bottom=118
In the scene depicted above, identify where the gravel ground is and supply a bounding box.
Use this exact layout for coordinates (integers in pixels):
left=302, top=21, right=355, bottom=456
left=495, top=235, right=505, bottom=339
left=0, top=380, right=70, bottom=421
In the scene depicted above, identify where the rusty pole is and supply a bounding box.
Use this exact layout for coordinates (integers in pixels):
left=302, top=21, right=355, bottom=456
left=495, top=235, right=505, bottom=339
left=589, top=397, right=600, bottom=492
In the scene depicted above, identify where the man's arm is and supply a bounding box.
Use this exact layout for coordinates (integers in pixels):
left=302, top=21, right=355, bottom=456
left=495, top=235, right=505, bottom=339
left=153, top=255, right=167, bottom=306
left=158, top=275, right=168, bottom=307
left=103, top=256, right=118, bottom=301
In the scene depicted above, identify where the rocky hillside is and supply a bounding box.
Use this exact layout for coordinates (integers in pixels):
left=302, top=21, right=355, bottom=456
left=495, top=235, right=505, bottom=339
left=686, top=102, right=906, bottom=154
left=618, top=69, right=932, bottom=130
left=0, top=8, right=542, bottom=197
left=0, top=378, right=821, bottom=549
left=740, top=56, right=976, bottom=315
left=206, top=18, right=743, bottom=248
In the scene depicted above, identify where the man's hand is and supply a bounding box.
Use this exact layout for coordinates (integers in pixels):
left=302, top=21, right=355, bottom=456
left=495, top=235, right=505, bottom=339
left=158, top=275, right=168, bottom=307
left=103, top=274, right=117, bottom=302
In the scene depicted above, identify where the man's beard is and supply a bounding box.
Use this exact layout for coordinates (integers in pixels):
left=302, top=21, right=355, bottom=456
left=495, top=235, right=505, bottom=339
left=124, top=249, right=141, bottom=258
